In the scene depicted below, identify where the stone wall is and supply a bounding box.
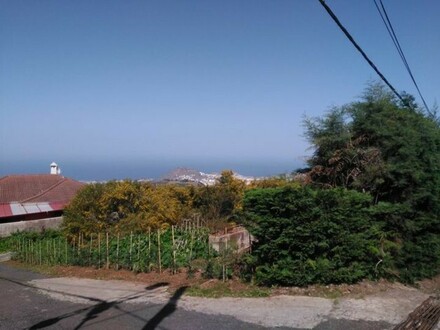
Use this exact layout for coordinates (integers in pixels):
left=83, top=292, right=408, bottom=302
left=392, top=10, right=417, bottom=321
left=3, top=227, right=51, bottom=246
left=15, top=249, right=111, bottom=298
left=0, top=217, right=63, bottom=237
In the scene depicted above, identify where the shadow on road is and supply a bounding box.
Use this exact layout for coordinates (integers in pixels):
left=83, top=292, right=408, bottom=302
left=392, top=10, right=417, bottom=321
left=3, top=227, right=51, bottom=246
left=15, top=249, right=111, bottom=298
left=143, top=286, right=188, bottom=330
left=145, top=282, right=169, bottom=291
left=0, top=274, right=172, bottom=329
left=70, top=282, right=172, bottom=329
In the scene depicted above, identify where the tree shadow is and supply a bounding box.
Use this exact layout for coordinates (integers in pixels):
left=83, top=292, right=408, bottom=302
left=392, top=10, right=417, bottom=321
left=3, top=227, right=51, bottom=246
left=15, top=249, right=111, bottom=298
left=145, top=282, right=169, bottom=291
left=0, top=275, right=170, bottom=330
left=142, top=286, right=188, bottom=330
left=28, top=291, right=148, bottom=330
left=70, top=282, right=171, bottom=330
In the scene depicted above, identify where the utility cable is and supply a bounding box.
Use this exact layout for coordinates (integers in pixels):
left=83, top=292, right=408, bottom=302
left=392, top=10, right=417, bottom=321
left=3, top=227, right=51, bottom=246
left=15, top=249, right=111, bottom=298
left=317, top=0, right=407, bottom=107
left=373, top=0, right=432, bottom=115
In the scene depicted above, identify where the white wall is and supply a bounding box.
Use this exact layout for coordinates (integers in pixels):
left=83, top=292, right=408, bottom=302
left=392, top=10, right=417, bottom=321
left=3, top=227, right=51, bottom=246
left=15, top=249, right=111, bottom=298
left=0, top=217, right=63, bottom=237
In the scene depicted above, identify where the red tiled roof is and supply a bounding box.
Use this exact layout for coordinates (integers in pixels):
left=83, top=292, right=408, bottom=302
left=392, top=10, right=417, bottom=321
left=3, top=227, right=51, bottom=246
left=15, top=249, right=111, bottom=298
left=0, top=174, right=84, bottom=204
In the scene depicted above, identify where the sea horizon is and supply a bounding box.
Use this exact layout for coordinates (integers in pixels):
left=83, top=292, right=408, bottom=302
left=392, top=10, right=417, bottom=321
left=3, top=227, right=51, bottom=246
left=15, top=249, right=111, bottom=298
left=0, top=159, right=306, bottom=182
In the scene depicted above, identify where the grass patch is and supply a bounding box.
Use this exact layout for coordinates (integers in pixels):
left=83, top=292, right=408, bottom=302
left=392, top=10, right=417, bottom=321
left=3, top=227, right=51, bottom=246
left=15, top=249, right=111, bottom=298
left=320, top=289, right=343, bottom=299
left=5, top=260, right=58, bottom=276
left=186, top=281, right=271, bottom=298
left=0, top=237, right=13, bottom=253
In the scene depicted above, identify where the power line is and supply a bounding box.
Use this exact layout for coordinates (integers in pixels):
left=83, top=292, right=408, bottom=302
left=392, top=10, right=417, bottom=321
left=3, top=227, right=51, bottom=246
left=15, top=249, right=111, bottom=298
left=317, top=0, right=406, bottom=107
left=373, top=0, right=432, bottom=115
left=373, top=0, right=405, bottom=65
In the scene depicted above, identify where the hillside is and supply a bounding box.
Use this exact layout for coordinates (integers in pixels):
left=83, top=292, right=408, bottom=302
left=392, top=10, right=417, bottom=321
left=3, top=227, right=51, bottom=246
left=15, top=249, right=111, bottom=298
left=161, top=168, right=255, bottom=186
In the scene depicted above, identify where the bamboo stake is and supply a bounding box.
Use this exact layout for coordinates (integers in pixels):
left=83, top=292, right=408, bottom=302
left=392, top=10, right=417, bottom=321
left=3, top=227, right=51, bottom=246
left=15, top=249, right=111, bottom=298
left=81, top=233, right=84, bottom=261
left=172, top=225, right=176, bottom=274
left=208, top=234, right=211, bottom=258
left=78, top=232, right=81, bottom=257
left=50, top=239, right=53, bottom=265
left=29, top=240, right=32, bottom=265
left=116, top=233, right=120, bottom=270
left=148, top=227, right=151, bottom=272
left=72, top=237, right=76, bottom=265
left=46, top=239, right=52, bottom=265
left=17, top=239, right=21, bottom=260
left=189, top=229, right=194, bottom=261
left=34, top=240, right=37, bottom=265
left=65, top=238, right=68, bottom=264
left=129, top=231, right=133, bottom=270
left=157, top=229, right=161, bottom=274
left=30, top=240, right=33, bottom=265
left=137, top=236, right=141, bottom=268
left=58, top=238, right=61, bottom=264
left=39, top=240, right=42, bottom=265
left=89, top=235, right=93, bottom=266
left=98, top=233, right=101, bottom=269
left=53, top=239, right=56, bottom=264
left=223, top=239, right=228, bottom=282
left=106, top=232, right=109, bottom=269
left=47, top=239, right=50, bottom=265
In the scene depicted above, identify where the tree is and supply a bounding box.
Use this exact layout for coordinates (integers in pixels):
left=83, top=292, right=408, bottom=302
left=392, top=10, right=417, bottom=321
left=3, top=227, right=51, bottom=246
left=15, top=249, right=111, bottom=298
left=63, top=183, right=108, bottom=236
left=304, top=82, right=440, bottom=281
left=63, top=181, right=193, bottom=235
left=193, top=170, right=245, bottom=227
left=305, top=82, right=440, bottom=208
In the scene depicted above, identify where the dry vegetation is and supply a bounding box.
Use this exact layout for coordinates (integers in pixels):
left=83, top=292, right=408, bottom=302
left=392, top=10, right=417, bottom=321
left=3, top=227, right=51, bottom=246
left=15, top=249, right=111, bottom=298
left=7, top=260, right=440, bottom=299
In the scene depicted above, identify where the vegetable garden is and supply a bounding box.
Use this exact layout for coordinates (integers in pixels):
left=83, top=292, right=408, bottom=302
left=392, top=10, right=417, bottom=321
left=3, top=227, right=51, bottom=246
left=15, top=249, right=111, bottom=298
left=11, top=225, right=211, bottom=274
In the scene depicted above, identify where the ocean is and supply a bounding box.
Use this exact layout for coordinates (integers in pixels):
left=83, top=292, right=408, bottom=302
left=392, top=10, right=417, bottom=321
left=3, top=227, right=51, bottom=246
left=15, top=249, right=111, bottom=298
left=0, top=159, right=306, bottom=181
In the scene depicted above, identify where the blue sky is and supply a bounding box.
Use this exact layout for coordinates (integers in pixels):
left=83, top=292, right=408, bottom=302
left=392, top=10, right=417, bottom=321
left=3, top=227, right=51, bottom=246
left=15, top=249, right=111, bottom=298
left=1, top=1, right=439, bottom=180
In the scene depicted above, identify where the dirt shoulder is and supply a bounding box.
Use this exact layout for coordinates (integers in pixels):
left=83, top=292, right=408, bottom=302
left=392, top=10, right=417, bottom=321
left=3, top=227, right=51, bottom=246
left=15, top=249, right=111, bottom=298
left=6, top=261, right=440, bottom=329
left=6, top=260, right=440, bottom=299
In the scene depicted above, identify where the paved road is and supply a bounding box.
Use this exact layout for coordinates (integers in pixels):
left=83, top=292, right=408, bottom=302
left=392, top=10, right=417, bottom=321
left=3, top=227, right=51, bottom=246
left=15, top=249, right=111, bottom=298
left=0, top=263, right=393, bottom=329
left=0, top=263, right=287, bottom=330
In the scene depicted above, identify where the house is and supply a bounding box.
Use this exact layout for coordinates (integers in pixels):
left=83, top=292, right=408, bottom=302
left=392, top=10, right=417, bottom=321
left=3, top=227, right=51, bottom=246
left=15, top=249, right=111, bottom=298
left=0, top=163, right=84, bottom=223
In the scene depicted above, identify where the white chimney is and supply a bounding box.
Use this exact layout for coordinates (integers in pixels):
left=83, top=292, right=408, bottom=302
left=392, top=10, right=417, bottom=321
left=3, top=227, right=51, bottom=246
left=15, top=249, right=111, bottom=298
left=50, top=162, right=60, bottom=175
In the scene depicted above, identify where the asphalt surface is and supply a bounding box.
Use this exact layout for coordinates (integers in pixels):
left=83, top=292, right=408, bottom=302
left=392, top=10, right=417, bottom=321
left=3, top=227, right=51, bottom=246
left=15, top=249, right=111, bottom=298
left=0, top=263, right=393, bottom=329
left=0, top=263, right=283, bottom=330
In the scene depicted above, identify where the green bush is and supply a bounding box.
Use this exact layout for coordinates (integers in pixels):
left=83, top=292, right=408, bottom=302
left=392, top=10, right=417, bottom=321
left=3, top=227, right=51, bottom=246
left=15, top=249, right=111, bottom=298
left=0, top=237, right=12, bottom=253
left=243, top=186, right=392, bottom=286
left=303, top=83, right=440, bottom=283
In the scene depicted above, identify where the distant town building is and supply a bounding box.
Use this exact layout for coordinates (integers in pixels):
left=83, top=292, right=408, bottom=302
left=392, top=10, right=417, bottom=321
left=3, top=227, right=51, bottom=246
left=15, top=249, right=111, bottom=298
left=0, top=163, right=84, bottom=222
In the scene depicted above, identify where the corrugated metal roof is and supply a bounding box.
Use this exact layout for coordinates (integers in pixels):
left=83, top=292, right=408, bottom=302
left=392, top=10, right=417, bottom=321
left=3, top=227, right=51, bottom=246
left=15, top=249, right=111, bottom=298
left=23, top=204, right=40, bottom=214
left=36, top=203, right=52, bottom=212
left=10, top=203, right=26, bottom=215
left=0, top=201, right=66, bottom=218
